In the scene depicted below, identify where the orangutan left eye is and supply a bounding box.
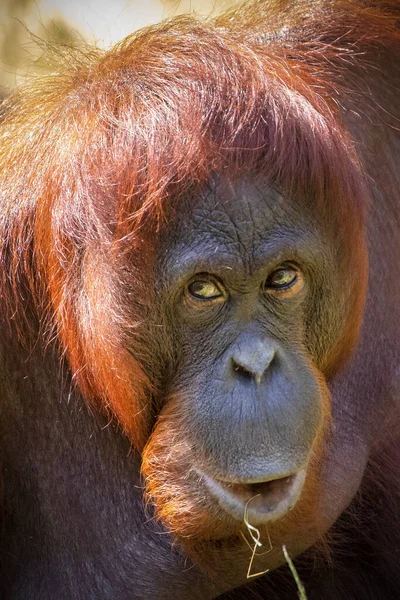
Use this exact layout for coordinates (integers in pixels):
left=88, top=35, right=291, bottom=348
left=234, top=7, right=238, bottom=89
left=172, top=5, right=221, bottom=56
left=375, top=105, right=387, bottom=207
left=266, top=267, right=298, bottom=290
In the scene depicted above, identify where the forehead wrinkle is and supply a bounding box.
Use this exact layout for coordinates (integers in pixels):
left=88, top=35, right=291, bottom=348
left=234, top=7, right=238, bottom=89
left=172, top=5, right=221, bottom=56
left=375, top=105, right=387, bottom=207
left=180, top=180, right=281, bottom=261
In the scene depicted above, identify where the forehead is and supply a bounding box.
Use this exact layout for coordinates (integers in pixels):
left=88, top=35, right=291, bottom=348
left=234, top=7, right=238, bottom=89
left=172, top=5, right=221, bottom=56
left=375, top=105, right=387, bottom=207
left=156, top=178, right=320, bottom=277
left=177, top=179, right=290, bottom=244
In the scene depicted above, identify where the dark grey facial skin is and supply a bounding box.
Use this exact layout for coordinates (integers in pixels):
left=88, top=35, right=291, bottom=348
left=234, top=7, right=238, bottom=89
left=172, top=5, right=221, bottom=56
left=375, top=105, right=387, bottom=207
left=152, top=177, right=342, bottom=482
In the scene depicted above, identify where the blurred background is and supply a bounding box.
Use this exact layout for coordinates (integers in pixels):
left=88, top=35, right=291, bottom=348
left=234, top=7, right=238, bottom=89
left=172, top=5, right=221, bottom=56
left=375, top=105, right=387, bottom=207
left=0, top=0, right=237, bottom=93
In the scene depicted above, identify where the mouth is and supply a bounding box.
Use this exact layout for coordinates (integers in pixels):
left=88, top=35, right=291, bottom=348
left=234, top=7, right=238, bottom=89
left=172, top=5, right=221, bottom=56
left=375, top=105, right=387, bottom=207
left=197, top=469, right=307, bottom=525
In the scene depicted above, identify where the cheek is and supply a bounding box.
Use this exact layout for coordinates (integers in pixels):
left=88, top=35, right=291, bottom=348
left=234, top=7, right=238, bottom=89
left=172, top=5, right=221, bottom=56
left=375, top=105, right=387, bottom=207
left=142, top=396, right=235, bottom=539
left=306, top=243, right=368, bottom=375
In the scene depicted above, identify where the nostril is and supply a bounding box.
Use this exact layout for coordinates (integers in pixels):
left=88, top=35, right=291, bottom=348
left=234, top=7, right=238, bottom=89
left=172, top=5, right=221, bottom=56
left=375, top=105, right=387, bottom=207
left=232, top=361, right=254, bottom=381
left=232, top=359, right=267, bottom=385
left=230, top=340, right=276, bottom=384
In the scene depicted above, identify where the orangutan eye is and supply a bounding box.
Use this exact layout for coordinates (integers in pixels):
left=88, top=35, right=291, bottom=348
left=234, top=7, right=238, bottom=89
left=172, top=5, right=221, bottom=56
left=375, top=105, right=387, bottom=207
left=266, top=268, right=297, bottom=289
left=264, top=265, right=303, bottom=294
left=188, top=279, right=224, bottom=300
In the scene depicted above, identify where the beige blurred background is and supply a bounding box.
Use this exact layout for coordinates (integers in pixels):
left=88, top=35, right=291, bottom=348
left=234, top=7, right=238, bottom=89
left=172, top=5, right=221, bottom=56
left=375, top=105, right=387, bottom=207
left=0, top=0, right=237, bottom=92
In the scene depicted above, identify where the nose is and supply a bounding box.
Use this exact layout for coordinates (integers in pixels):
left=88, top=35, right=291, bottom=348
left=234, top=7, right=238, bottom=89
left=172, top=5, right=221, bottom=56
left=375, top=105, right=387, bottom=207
left=231, top=337, right=275, bottom=385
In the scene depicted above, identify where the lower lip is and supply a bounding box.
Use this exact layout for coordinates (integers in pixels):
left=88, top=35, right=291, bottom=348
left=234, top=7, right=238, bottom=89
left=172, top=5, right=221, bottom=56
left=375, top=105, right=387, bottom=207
left=197, top=469, right=307, bottom=525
